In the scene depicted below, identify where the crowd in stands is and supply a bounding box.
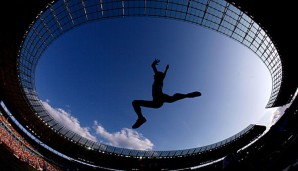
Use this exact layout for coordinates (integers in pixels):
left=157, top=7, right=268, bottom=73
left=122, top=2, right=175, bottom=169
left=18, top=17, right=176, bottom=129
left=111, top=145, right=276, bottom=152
left=0, top=113, right=60, bottom=171
left=194, top=96, right=298, bottom=171
left=219, top=99, right=298, bottom=171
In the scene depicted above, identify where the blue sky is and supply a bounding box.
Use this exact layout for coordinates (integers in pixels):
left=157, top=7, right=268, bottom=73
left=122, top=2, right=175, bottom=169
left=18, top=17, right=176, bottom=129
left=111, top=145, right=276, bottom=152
left=36, top=17, right=275, bottom=151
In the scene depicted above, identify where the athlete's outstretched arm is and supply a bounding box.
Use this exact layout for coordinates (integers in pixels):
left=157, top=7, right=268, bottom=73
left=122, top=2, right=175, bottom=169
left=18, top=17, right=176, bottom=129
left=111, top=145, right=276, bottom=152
left=163, top=64, right=169, bottom=77
left=151, top=59, right=160, bottom=74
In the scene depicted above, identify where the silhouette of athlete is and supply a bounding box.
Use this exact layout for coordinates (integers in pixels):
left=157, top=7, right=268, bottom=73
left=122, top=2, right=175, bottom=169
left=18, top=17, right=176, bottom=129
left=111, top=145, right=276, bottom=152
left=132, top=59, right=201, bottom=129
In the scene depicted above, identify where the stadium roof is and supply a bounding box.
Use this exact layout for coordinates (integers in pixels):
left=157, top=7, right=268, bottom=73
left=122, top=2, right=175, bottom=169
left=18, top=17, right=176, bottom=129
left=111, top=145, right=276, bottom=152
left=0, top=0, right=297, bottom=170
left=226, top=0, right=298, bottom=106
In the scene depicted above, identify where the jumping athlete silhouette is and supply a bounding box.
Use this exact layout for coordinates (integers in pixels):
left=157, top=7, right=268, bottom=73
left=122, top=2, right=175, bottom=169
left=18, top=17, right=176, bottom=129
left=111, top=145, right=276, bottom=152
left=132, top=59, right=201, bottom=129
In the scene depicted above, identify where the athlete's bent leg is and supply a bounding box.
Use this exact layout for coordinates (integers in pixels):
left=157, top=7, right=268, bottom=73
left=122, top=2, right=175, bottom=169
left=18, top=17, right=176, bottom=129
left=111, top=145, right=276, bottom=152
left=164, top=91, right=201, bottom=103
left=132, top=100, right=163, bottom=129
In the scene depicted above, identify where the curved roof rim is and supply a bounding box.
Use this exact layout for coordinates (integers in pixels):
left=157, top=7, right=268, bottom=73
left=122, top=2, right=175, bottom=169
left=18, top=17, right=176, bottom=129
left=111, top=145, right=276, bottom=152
left=17, top=0, right=281, bottom=155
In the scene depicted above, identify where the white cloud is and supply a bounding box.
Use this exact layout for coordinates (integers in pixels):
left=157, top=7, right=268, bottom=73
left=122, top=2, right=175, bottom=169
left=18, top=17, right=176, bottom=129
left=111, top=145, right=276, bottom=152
left=41, top=100, right=97, bottom=141
left=256, top=108, right=275, bottom=128
left=271, top=105, right=289, bottom=125
left=41, top=100, right=154, bottom=151
left=93, top=121, right=154, bottom=150
left=260, top=88, right=297, bottom=127
left=267, top=88, right=298, bottom=126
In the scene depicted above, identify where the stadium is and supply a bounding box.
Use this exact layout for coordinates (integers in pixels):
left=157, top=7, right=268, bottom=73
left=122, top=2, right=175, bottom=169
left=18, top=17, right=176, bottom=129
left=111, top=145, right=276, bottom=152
left=0, top=0, right=297, bottom=170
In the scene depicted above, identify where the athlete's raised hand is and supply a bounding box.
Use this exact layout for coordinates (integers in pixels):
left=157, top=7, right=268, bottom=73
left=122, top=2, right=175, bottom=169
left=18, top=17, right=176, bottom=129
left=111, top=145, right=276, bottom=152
left=152, top=59, right=160, bottom=66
